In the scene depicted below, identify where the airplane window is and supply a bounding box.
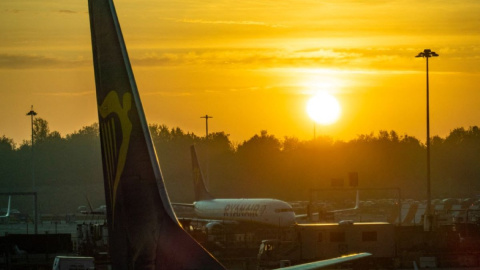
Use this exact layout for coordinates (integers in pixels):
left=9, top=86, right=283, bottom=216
left=275, top=208, right=294, bottom=213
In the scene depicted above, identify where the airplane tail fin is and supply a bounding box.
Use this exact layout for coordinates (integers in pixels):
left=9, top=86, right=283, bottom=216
left=0, top=196, right=11, bottom=218
left=354, top=189, right=360, bottom=210
left=190, top=145, right=215, bottom=201
left=86, top=195, right=94, bottom=213
left=88, top=0, right=224, bottom=269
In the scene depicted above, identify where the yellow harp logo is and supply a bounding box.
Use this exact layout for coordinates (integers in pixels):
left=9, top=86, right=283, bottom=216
left=99, top=91, right=132, bottom=221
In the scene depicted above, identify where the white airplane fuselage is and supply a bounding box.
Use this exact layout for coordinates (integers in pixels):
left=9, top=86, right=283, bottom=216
left=194, top=198, right=296, bottom=227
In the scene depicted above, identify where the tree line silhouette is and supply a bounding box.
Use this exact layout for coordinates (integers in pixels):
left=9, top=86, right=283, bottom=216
left=1, top=118, right=480, bottom=214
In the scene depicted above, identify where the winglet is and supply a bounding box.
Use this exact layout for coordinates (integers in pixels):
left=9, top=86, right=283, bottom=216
left=329, top=189, right=360, bottom=213
left=191, top=145, right=215, bottom=201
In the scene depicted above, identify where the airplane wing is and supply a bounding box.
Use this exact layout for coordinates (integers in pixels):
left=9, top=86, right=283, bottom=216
left=296, top=190, right=360, bottom=220
left=273, top=253, right=371, bottom=270
left=329, top=189, right=359, bottom=213
left=178, top=217, right=238, bottom=226
left=172, top=203, right=195, bottom=208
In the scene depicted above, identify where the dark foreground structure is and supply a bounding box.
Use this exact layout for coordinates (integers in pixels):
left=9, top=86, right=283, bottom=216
left=0, top=234, right=71, bottom=270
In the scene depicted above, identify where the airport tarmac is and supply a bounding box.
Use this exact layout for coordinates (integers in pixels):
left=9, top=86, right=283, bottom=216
left=1, top=222, right=480, bottom=270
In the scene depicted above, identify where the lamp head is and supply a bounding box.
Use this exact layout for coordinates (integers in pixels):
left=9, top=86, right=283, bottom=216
left=415, top=49, right=439, bottom=58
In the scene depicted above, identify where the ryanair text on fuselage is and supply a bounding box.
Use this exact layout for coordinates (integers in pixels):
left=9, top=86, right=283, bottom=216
left=224, top=204, right=267, bottom=217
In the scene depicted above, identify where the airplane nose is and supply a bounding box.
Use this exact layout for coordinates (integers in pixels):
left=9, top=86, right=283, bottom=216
left=279, top=214, right=296, bottom=227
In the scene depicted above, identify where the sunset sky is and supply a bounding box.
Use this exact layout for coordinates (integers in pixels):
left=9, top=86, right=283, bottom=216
left=1, top=0, right=479, bottom=145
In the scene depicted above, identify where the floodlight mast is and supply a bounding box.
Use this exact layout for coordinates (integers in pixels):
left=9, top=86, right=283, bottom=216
left=26, top=105, right=38, bottom=234
left=415, top=49, right=439, bottom=232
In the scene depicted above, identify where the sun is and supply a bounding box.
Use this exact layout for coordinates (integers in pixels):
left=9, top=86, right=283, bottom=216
left=306, top=92, right=341, bottom=125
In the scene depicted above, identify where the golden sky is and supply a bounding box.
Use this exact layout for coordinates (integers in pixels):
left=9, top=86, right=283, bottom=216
left=1, top=0, right=479, bottom=145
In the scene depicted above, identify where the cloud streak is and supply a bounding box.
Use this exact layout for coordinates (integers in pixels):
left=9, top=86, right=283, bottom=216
left=0, top=54, right=90, bottom=69
left=164, top=17, right=285, bottom=28
left=1, top=46, right=479, bottom=74
left=36, top=90, right=94, bottom=97
left=129, top=46, right=480, bottom=73
left=57, top=10, right=77, bottom=14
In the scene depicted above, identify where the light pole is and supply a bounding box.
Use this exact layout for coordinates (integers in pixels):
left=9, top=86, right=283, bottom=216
left=26, top=106, right=37, bottom=191
left=200, top=115, right=213, bottom=187
left=26, top=105, right=38, bottom=234
left=415, top=49, right=438, bottom=232
left=200, top=114, right=213, bottom=139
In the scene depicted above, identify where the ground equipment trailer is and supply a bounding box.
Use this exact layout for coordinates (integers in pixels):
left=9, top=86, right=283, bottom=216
left=258, top=221, right=395, bottom=269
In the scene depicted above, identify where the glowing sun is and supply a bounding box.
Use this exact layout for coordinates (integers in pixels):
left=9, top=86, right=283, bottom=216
left=306, top=92, right=341, bottom=125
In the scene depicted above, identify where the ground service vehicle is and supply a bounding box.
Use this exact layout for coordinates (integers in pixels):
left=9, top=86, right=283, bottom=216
left=52, top=256, right=94, bottom=270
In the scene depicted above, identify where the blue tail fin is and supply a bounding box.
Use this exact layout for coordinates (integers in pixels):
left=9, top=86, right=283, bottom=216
left=191, top=145, right=215, bottom=201
left=88, top=0, right=224, bottom=269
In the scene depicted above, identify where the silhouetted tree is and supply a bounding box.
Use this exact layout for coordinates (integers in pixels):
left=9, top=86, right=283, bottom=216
left=432, top=126, right=480, bottom=197
left=0, top=136, right=16, bottom=188
left=32, top=118, right=50, bottom=143
left=235, top=130, right=282, bottom=196
left=3, top=122, right=480, bottom=214
left=0, top=136, right=15, bottom=152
